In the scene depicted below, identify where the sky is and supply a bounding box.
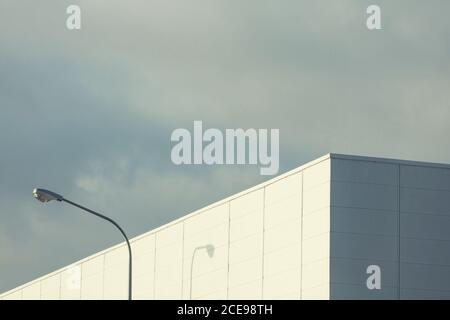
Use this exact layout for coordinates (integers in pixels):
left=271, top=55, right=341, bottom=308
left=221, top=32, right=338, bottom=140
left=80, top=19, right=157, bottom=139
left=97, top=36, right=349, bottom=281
left=0, top=0, right=449, bottom=293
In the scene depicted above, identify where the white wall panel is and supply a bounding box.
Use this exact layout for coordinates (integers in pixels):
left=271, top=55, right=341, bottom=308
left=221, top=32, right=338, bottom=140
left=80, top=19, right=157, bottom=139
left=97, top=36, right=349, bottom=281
left=229, top=210, right=262, bottom=242
left=265, top=173, right=301, bottom=206
left=60, top=265, right=82, bottom=300
left=228, top=256, right=262, bottom=289
left=184, top=204, right=229, bottom=238
left=262, top=172, right=303, bottom=299
left=303, top=207, right=329, bottom=240
left=155, top=237, right=183, bottom=298
left=264, top=219, right=301, bottom=254
left=190, top=268, right=228, bottom=300
left=228, top=190, right=264, bottom=298
left=228, top=279, right=261, bottom=300
left=303, top=182, right=330, bottom=214
left=81, top=255, right=104, bottom=300
left=230, top=189, right=264, bottom=220
left=263, top=243, right=301, bottom=277
left=132, top=234, right=155, bottom=299
left=303, top=159, right=330, bottom=190
left=22, top=282, right=40, bottom=300
left=263, top=268, right=301, bottom=299
left=302, top=233, right=329, bottom=265
left=104, top=246, right=128, bottom=300
left=2, top=290, right=22, bottom=300
left=302, top=259, right=329, bottom=291
left=302, top=284, right=329, bottom=300
left=40, top=274, right=60, bottom=300
left=229, top=233, right=262, bottom=266
left=154, top=223, right=183, bottom=299
left=264, top=195, right=301, bottom=229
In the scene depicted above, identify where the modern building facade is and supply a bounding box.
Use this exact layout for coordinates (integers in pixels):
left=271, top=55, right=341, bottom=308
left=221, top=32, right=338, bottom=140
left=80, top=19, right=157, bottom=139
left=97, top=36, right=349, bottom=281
left=2, top=153, right=450, bottom=300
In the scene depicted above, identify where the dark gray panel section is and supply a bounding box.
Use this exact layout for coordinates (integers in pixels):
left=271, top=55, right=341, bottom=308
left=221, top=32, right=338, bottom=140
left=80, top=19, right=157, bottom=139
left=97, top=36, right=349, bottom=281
left=332, top=181, right=398, bottom=211
left=401, top=165, right=450, bottom=191
left=401, top=213, right=450, bottom=241
left=400, top=187, right=450, bottom=216
left=331, top=233, right=398, bottom=261
left=330, top=284, right=397, bottom=300
left=331, top=159, right=398, bottom=186
left=400, top=288, right=450, bottom=300
left=400, top=238, right=450, bottom=266
left=401, top=263, right=450, bottom=292
left=331, top=258, right=397, bottom=288
left=331, top=207, right=397, bottom=236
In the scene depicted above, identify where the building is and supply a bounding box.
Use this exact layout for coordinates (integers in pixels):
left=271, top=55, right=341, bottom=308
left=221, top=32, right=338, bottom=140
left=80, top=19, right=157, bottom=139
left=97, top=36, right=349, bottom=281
left=1, top=153, right=450, bottom=300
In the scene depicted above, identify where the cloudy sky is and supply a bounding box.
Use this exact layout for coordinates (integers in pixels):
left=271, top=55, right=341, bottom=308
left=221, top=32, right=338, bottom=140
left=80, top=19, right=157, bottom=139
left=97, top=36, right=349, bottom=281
left=0, top=0, right=449, bottom=292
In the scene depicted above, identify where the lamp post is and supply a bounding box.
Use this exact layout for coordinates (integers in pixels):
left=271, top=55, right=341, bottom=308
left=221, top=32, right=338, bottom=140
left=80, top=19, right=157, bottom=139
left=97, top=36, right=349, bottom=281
left=32, top=188, right=133, bottom=300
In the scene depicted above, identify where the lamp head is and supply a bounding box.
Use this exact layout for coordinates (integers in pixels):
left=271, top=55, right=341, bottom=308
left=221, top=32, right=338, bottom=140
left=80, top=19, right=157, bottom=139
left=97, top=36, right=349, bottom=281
left=33, top=188, right=63, bottom=203
left=205, top=244, right=215, bottom=258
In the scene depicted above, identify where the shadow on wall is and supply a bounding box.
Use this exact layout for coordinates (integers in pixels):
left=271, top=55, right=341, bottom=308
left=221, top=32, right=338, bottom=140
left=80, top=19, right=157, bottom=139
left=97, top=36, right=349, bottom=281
left=190, top=244, right=215, bottom=299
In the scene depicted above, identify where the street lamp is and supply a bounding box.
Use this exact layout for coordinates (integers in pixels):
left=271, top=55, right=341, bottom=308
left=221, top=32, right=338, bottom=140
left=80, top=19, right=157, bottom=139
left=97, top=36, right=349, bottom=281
left=32, top=188, right=133, bottom=300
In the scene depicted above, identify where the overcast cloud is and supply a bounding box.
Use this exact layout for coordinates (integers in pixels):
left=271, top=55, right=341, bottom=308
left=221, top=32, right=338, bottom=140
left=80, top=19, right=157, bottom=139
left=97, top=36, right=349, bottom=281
left=0, top=0, right=449, bottom=292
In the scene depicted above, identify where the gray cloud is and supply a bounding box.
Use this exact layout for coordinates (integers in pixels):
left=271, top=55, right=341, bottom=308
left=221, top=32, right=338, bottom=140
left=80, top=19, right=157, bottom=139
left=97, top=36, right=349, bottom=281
left=1, top=0, right=450, bottom=292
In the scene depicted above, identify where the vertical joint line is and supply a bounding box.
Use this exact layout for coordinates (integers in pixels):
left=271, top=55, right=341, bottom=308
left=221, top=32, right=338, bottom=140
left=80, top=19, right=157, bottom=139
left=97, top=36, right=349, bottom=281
left=80, top=264, right=83, bottom=300
left=300, top=172, right=304, bottom=300
left=102, top=254, right=106, bottom=300
left=181, top=222, right=185, bottom=299
left=261, top=187, right=266, bottom=299
left=153, top=234, right=157, bottom=300
left=226, top=202, right=231, bottom=300
left=58, top=273, right=62, bottom=299
left=397, top=164, right=401, bottom=300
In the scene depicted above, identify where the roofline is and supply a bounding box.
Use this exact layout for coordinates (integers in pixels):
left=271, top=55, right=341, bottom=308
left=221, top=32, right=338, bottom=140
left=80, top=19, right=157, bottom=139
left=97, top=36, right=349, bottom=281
left=330, top=153, right=450, bottom=170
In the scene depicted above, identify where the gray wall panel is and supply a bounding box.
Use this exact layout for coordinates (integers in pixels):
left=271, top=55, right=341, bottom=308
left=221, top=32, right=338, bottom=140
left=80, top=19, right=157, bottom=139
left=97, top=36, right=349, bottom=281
left=401, top=213, right=450, bottom=241
left=331, top=181, right=398, bottom=211
left=331, top=258, right=397, bottom=288
left=400, top=238, right=450, bottom=266
left=330, top=284, right=397, bottom=300
left=401, top=263, right=450, bottom=292
left=400, top=288, right=450, bottom=300
left=331, top=207, right=397, bottom=236
left=401, top=166, right=450, bottom=191
left=401, top=188, right=450, bottom=216
left=331, top=233, right=398, bottom=261
left=331, top=159, right=398, bottom=186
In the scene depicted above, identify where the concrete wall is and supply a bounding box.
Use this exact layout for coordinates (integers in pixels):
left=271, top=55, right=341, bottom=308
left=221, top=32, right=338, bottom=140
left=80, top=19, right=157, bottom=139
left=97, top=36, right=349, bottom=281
left=0, top=155, right=331, bottom=300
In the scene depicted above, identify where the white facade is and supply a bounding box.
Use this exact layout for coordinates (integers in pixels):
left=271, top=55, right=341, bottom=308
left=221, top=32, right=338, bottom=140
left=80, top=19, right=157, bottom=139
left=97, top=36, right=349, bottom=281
left=1, top=153, right=450, bottom=300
